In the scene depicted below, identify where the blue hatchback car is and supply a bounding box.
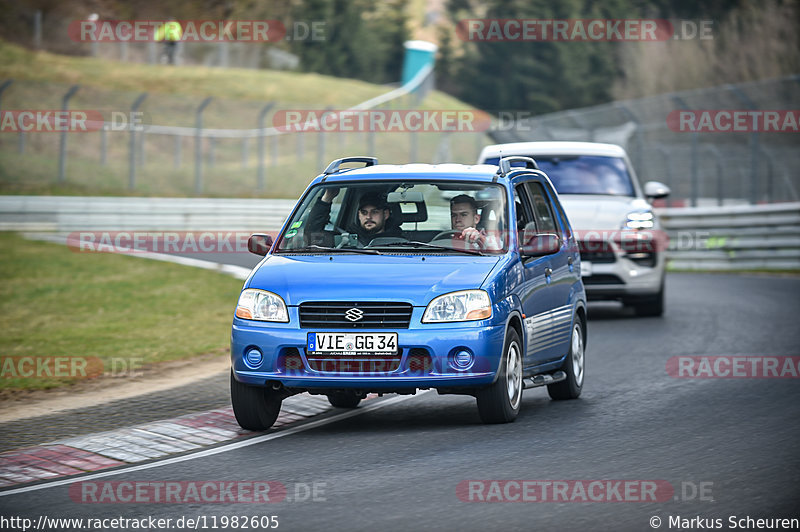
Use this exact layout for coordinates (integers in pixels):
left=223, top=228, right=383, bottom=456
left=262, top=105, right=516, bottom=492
left=231, top=156, right=587, bottom=429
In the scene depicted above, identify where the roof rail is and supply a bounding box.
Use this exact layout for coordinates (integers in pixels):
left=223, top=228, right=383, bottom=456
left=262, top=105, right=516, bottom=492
left=323, top=156, right=378, bottom=176
left=497, top=156, right=539, bottom=178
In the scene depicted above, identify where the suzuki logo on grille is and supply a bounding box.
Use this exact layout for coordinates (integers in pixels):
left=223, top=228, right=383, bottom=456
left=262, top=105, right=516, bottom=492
left=344, top=308, right=364, bottom=322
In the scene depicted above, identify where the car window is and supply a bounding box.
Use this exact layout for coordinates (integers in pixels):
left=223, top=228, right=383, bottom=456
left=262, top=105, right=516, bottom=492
left=514, top=185, right=537, bottom=246
left=525, top=182, right=558, bottom=234
left=484, top=155, right=634, bottom=196
left=276, top=180, right=509, bottom=253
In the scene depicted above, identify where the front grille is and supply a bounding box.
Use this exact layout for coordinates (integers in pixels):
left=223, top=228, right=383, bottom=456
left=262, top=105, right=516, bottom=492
left=580, top=250, right=616, bottom=264
left=579, top=240, right=616, bottom=264
left=583, top=274, right=625, bottom=285
left=299, top=302, right=413, bottom=329
left=307, top=357, right=401, bottom=373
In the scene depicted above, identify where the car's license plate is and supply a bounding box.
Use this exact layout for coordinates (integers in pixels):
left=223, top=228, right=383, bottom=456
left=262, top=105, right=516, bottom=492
left=581, top=261, right=593, bottom=277
left=307, top=332, right=398, bottom=355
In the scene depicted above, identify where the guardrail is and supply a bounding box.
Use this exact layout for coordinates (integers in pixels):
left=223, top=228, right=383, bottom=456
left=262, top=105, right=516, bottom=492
left=0, top=196, right=296, bottom=232
left=2, top=197, right=798, bottom=271
left=657, top=202, right=800, bottom=270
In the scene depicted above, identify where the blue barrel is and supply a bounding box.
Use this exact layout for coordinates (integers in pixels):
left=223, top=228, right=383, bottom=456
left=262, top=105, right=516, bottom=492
left=401, top=40, right=438, bottom=86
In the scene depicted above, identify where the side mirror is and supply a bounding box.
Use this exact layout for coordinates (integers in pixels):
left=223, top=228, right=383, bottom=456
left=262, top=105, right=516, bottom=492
left=521, top=233, right=562, bottom=257
left=248, top=233, right=273, bottom=256
left=644, top=181, right=670, bottom=200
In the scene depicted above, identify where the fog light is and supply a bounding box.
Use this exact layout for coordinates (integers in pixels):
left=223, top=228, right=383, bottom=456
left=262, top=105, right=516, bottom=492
left=244, top=348, right=263, bottom=368
left=453, top=350, right=474, bottom=369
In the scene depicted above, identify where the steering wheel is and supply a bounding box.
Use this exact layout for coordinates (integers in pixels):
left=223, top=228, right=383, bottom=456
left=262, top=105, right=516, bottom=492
left=431, top=230, right=462, bottom=241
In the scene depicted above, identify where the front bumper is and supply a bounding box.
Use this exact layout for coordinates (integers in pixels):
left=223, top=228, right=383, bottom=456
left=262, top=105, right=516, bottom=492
left=231, top=308, right=506, bottom=391
left=580, top=235, right=665, bottom=299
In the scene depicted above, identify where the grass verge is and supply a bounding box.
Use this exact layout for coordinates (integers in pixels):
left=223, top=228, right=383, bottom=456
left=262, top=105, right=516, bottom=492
left=0, top=232, right=242, bottom=391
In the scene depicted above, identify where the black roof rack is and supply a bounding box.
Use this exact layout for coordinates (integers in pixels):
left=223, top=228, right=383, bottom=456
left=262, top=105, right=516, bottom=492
left=496, top=156, right=539, bottom=179
left=322, top=156, right=378, bottom=177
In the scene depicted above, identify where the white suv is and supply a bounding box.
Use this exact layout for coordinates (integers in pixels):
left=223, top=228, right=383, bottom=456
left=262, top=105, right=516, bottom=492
left=478, top=141, right=670, bottom=316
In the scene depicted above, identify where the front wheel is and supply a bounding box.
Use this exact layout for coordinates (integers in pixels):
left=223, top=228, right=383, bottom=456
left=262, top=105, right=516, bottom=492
left=230, top=371, right=283, bottom=431
left=548, top=319, right=585, bottom=400
left=476, top=329, right=523, bottom=423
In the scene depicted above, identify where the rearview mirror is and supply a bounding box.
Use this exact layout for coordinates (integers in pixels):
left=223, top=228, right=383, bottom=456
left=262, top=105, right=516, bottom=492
left=521, top=233, right=562, bottom=257
left=644, top=181, right=670, bottom=199
left=248, top=234, right=273, bottom=256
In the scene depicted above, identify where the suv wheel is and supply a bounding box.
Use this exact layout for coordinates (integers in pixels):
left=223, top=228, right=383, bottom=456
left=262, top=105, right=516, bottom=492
left=230, top=371, right=283, bottom=431
left=632, top=283, right=664, bottom=317
left=548, top=318, right=585, bottom=400
left=476, top=329, right=523, bottom=423
left=327, top=392, right=362, bottom=408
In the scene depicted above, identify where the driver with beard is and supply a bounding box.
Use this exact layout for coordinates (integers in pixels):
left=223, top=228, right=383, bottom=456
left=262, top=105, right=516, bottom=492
left=306, top=188, right=403, bottom=247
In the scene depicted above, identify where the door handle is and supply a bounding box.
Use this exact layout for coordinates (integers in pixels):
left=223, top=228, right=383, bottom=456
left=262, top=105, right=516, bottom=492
left=545, top=267, right=552, bottom=276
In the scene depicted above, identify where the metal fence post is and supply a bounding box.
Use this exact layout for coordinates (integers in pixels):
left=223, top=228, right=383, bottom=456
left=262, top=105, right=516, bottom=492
left=728, top=85, right=760, bottom=204
left=297, top=131, right=305, bottom=159
left=208, top=138, right=216, bottom=167
left=317, top=107, right=332, bottom=171
left=100, top=127, right=107, bottom=165
left=174, top=136, right=181, bottom=168
left=701, top=145, right=724, bottom=206
left=672, top=96, right=698, bottom=207
left=194, top=97, right=213, bottom=195
left=58, top=85, right=80, bottom=183
left=367, top=122, right=375, bottom=156
left=616, top=103, right=642, bottom=173
left=128, top=92, right=147, bottom=190
left=2, top=81, right=24, bottom=154
left=33, top=11, right=42, bottom=49
left=257, top=102, right=275, bottom=191
left=0, top=79, right=12, bottom=110
left=760, top=147, right=774, bottom=204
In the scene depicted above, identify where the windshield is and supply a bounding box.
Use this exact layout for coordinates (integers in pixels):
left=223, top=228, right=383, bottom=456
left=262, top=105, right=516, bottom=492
left=484, top=155, right=635, bottom=196
left=276, top=180, right=508, bottom=254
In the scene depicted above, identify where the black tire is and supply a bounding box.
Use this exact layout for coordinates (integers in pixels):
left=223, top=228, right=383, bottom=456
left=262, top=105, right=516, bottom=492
left=476, top=329, right=523, bottom=424
left=327, top=392, right=362, bottom=408
left=230, top=371, right=283, bottom=431
left=633, top=285, right=664, bottom=317
left=548, top=318, right=585, bottom=400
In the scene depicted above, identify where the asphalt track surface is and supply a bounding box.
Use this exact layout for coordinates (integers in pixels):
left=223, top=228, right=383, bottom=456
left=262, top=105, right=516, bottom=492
left=2, top=271, right=799, bottom=531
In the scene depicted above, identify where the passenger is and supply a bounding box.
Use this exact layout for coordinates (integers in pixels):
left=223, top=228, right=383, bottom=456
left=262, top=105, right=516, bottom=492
left=307, top=188, right=402, bottom=247
left=449, top=194, right=501, bottom=250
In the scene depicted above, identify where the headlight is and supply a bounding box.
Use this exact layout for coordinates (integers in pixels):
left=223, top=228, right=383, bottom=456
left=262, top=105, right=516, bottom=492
left=235, top=289, right=289, bottom=322
left=623, top=211, right=654, bottom=229
left=422, top=290, right=492, bottom=323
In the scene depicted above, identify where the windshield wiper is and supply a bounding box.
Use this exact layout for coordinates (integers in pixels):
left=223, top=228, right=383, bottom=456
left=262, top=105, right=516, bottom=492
left=374, top=241, right=484, bottom=256
left=279, top=245, right=381, bottom=255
